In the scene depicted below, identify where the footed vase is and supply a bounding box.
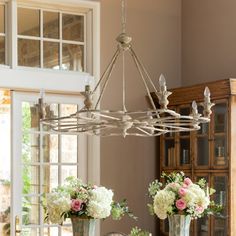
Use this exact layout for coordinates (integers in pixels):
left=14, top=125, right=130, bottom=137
left=71, top=217, right=96, bottom=236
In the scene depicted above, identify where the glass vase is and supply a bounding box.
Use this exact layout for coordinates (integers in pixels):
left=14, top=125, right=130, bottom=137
left=71, top=217, right=96, bottom=236
left=168, top=215, right=191, bottom=236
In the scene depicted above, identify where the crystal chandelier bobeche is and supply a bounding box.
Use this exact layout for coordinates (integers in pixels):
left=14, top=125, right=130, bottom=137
left=40, top=0, right=214, bottom=137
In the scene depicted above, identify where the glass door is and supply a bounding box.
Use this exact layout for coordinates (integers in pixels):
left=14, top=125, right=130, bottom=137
left=11, top=91, right=87, bottom=236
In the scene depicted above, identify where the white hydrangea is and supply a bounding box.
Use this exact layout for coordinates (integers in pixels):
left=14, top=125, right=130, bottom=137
left=154, top=190, right=175, bottom=219
left=184, top=184, right=210, bottom=208
left=47, top=192, right=71, bottom=224
left=87, top=187, right=114, bottom=219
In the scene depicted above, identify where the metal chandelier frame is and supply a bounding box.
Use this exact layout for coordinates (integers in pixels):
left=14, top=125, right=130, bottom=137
left=40, top=0, right=214, bottom=137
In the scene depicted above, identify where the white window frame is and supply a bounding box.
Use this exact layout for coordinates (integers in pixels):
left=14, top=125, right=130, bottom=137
left=17, top=7, right=86, bottom=70
left=11, top=91, right=90, bottom=236
left=0, top=0, right=100, bottom=180
left=0, top=0, right=100, bottom=234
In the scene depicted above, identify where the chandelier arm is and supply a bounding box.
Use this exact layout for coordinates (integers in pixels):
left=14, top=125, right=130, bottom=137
left=94, top=50, right=121, bottom=109
left=135, top=127, right=153, bottom=136
left=91, top=112, right=121, bottom=121
left=130, top=48, right=159, bottom=112
left=130, top=48, right=158, bottom=93
left=129, top=48, right=158, bottom=112
left=93, top=48, right=120, bottom=94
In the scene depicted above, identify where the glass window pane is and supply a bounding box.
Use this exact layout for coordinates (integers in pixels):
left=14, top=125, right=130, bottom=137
left=62, top=44, right=84, bottom=71
left=62, top=226, right=73, bottom=236
left=60, top=104, right=78, bottom=116
left=62, top=14, right=84, bottom=41
left=61, top=165, right=77, bottom=182
left=0, top=96, right=11, bottom=236
left=22, top=133, right=40, bottom=163
left=61, top=135, right=77, bottom=163
left=43, top=41, right=59, bottom=69
left=22, top=165, right=40, bottom=194
left=43, top=227, right=58, bottom=235
left=0, top=5, right=4, bottom=33
left=18, top=39, right=40, bottom=67
left=43, top=11, right=59, bottom=39
left=43, top=165, right=58, bottom=193
left=197, top=137, right=209, bottom=166
left=43, top=134, right=58, bottom=163
left=21, top=228, right=40, bottom=236
left=0, top=36, right=5, bottom=65
left=18, top=8, right=40, bottom=36
left=22, top=196, right=40, bottom=225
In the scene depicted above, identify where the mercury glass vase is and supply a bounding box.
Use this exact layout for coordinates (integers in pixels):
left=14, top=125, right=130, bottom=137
left=168, top=215, right=191, bottom=236
left=71, top=217, right=96, bottom=236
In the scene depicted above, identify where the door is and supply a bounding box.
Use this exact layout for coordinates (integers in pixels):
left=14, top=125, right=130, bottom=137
left=11, top=91, right=88, bottom=236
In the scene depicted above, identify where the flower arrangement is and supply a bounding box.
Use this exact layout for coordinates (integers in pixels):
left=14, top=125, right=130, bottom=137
left=148, top=172, right=222, bottom=220
left=44, top=176, right=135, bottom=224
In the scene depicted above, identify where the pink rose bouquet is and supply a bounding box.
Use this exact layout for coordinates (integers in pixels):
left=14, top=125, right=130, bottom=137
left=148, top=172, right=222, bottom=220
left=45, top=176, right=135, bottom=224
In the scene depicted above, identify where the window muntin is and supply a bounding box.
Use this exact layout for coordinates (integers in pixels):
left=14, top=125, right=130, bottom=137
left=17, top=7, right=85, bottom=71
left=0, top=4, right=6, bottom=65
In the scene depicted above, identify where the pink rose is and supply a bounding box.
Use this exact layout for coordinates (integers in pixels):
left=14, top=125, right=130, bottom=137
left=71, top=199, right=83, bottom=212
left=176, top=199, right=187, bottom=211
left=184, top=178, right=192, bottom=187
left=196, top=205, right=204, bottom=214
left=178, top=187, right=187, bottom=197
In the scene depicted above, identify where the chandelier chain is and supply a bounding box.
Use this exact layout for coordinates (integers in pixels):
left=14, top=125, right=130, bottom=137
left=122, top=50, right=127, bottom=111
left=121, top=0, right=127, bottom=33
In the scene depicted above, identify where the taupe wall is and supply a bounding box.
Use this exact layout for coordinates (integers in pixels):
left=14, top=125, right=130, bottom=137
left=99, top=0, right=181, bottom=235
left=182, top=0, right=236, bottom=86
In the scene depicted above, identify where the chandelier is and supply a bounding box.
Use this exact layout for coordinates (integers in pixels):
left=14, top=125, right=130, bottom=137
left=40, top=0, right=214, bottom=137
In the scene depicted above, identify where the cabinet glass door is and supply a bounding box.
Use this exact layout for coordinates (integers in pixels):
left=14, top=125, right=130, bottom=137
left=212, top=174, right=228, bottom=236
left=178, top=106, right=191, bottom=167
left=194, top=174, right=210, bottom=236
left=163, top=138, right=175, bottom=167
left=213, top=103, right=228, bottom=167
left=196, top=106, right=209, bottom=167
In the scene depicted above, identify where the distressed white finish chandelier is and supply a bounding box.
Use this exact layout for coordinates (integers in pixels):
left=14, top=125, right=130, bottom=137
left=40, top=0, right=214, bottom=137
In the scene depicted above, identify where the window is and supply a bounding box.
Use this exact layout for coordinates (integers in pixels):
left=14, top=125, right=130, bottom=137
left=17, top=7, right=85, bottom=71
left=0, top=4, right=6, bottom=65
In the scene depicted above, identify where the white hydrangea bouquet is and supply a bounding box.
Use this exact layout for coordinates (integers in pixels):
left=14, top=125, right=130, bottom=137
left=44, top=176, right=135, bottom=224
left=148, top=172, right=222, bottom=220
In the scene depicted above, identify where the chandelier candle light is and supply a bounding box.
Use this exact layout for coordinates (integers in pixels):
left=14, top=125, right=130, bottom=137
left=40, top=0, right=214, bottom=137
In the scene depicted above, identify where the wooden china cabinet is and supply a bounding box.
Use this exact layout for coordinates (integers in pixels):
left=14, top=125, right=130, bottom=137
left=151, top=79, right=236, bottom=236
